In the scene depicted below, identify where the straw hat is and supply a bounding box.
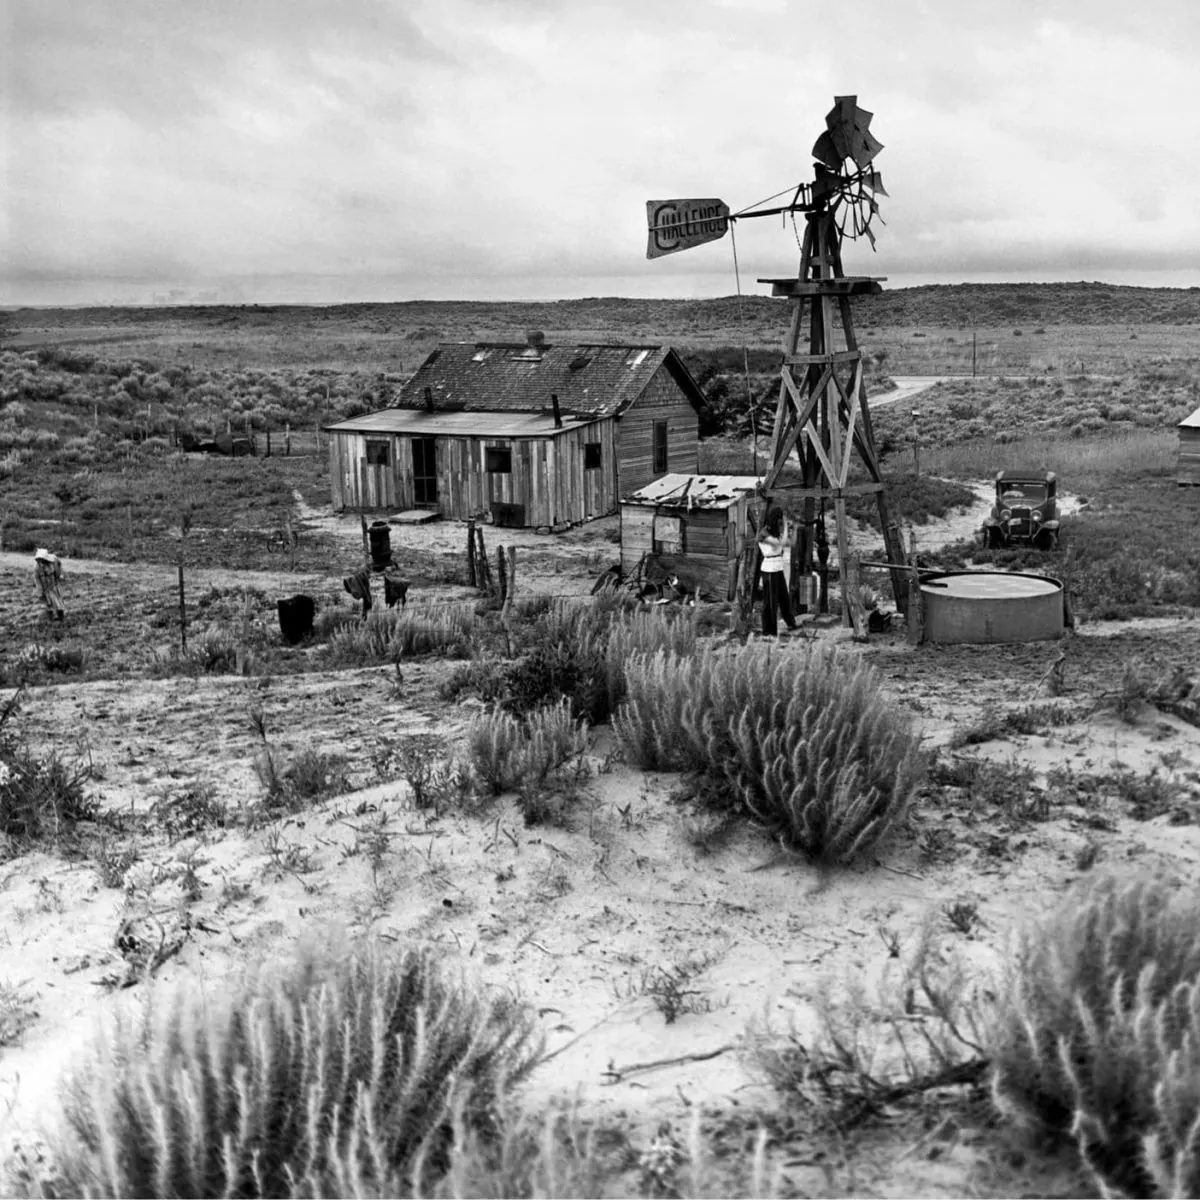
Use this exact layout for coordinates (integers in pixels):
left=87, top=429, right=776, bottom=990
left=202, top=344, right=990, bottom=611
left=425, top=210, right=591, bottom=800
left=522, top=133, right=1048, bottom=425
left=34, top=548, right=54, bottom=562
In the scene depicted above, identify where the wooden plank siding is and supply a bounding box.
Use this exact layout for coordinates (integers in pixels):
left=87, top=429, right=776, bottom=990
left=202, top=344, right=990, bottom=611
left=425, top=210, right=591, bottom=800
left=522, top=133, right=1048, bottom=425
left=619, top=494, right=749, bottom=598
left=615, top=367, right=699, bottom=498
left=1179, top=427, right=1200, bottom=486
left=328, top=419, right=618, bottom=525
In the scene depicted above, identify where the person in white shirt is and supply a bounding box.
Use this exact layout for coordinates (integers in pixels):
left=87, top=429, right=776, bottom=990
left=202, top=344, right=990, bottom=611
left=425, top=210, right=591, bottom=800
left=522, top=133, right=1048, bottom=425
left=757, top=507, right=797, bottom=636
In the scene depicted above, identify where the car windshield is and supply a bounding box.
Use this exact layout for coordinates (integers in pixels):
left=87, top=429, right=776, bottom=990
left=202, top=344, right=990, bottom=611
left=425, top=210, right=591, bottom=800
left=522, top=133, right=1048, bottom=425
left=999, top=482, right=1047, bottom=504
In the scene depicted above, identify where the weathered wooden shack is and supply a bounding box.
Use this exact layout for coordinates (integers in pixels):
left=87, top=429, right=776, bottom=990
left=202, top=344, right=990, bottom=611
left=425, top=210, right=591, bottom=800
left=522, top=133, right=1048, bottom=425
left=620, top=474, right=761, bottom=599
left=325, top=338, right=703, bottom=527
left=1179, top=405, right=1200, bottom=486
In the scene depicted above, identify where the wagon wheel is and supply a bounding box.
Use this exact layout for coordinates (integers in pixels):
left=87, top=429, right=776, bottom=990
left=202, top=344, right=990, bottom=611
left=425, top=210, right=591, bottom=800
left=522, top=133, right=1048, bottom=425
left=590, top=564, right=623, bottom=596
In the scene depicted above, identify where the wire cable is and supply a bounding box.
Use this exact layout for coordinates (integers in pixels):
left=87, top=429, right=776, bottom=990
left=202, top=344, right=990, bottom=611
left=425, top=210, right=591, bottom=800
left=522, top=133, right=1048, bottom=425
left=728, top=220, right=759, bottom=475
left=732, top=181, right=809, bottom=218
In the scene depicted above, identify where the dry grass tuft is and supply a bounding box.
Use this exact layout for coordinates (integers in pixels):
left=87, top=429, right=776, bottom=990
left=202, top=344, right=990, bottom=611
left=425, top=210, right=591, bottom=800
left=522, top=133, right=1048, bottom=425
left=990, top=870, right=1200, bottom=1197
left=15, top=939, right=543, bottom=1198
left=325, top=604, right=476, bottom=665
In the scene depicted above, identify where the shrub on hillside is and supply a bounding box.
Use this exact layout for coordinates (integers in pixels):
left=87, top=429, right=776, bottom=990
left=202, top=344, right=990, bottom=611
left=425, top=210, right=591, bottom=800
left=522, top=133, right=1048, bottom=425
left=17, top=940, right=543, bottom=1199
left=616, top=642, right=923, bottom=864
left=989, top=871, right=1200, bottom=1197
left=844, top=473, right=977, bottom=532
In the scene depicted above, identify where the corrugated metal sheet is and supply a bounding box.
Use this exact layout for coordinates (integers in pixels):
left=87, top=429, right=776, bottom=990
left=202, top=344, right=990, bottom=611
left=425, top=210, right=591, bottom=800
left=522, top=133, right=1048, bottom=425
left=623, top=473, right=761, bottom=509
left=325, top=410, right=593, bottom=437
left=1179, top=406, right=1200, bottom=429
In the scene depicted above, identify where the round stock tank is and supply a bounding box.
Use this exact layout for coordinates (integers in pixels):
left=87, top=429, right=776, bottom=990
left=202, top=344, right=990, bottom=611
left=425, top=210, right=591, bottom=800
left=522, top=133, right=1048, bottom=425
left=920, top=571, right=1064, bottom=645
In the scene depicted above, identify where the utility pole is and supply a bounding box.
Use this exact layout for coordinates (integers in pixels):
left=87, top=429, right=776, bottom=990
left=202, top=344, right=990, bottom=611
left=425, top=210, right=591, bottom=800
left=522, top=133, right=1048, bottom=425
left=971, top=315, right=978, bottom=378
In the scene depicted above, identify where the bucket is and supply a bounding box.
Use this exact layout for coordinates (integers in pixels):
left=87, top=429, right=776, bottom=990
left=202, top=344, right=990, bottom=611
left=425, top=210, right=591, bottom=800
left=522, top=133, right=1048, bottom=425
left=796, top=573, right=820, bottom=609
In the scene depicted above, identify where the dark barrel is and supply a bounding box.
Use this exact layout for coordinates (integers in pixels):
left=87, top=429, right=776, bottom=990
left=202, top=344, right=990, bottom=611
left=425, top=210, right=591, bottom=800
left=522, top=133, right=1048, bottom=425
left=368, top=520, right=392, bottom=568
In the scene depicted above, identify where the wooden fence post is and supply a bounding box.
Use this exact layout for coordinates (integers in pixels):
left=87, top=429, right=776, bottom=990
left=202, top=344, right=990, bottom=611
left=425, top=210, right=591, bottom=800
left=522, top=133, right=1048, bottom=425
left=906, top=529, right=924, bottom=646
left=466, top=519, right=477, bottom=587
left=177, top=559, right=188, bottom=652
left=496, top=545, right=508, bottom=606
left=503, top=547, right=517, bottom=612
left=885, top=522, right=909, bottom=616
left=236, top=591, right=251, bottom=675
left=475, top=525, right=493, bottom=594
left=844, top=553, right=867, bottom=640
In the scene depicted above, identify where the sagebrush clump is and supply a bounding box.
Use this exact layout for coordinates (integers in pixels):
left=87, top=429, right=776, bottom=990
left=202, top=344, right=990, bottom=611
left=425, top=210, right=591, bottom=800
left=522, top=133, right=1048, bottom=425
left=324, top=604, right=476, bottom=665
left=17, top=939, right=543, bottom=1198
left=0, top=689, right=96, bottom=851
left=456, top=598, right=696, bottom=723
left=990, top=870, right=1200, bottom=1197
left=466, top=698, right=591, bottom=824
left=615, top=642, right=923, bottom=864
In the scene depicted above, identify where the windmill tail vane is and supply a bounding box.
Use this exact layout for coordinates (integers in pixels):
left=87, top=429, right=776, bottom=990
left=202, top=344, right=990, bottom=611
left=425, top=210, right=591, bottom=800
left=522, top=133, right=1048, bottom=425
left=644, top=95, right=886, bottom=259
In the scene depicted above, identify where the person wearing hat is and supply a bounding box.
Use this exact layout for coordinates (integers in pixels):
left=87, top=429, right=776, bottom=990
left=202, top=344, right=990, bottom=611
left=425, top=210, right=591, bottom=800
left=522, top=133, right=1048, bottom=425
left=34, top=548, right=65, bottom=621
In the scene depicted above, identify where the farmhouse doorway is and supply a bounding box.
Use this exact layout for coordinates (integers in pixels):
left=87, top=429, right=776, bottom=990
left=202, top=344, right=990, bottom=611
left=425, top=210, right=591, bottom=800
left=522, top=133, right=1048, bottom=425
left=413, top=437, right=437, bottom=506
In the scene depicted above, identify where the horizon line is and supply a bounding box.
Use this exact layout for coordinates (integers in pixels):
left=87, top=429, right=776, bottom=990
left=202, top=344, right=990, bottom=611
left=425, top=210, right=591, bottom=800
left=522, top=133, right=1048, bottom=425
left=6, top=278, right=1200, bottom=314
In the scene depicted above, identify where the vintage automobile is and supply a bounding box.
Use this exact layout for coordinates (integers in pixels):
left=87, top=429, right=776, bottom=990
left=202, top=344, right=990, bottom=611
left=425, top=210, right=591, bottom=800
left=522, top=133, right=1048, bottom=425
left=981, top=469, right=1060, bottom=549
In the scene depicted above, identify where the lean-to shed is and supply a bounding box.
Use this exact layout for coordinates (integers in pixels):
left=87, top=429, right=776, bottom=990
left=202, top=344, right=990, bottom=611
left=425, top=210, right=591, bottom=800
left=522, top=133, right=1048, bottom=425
left=1179, top=405, right=1200, bottom=486
left=620, top=474, right=761, bottom=599
left=325, top=336, right=704, bottom=527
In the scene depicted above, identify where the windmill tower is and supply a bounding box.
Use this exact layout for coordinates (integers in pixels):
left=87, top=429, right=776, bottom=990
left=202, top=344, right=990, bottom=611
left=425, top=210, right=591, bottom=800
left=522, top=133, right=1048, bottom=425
left=646, top=95, right=908, bottom=631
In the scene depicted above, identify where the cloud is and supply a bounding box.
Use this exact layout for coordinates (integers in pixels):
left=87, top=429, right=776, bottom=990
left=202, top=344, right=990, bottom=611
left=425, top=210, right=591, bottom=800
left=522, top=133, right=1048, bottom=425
left=2, top=0, right=1199, bottom=305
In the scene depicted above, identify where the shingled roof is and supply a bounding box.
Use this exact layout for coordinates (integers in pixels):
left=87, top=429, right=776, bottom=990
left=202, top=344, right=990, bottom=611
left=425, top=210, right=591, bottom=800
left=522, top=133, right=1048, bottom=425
left=392, top=341, right=705, bottom=420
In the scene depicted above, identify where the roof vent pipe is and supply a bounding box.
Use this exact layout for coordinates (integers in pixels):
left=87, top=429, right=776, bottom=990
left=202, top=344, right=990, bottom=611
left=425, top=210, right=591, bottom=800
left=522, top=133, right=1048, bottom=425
left=551, top=393, right=562, bottom=429
left=527, top=330, right=546, bottom=350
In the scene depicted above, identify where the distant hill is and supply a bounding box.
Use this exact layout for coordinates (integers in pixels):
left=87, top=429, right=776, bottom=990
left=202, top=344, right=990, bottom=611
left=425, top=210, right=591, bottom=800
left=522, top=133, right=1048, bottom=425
left=861, top=282, right=1200, bottom=327
left=5, top=282, right=1200, bottom=340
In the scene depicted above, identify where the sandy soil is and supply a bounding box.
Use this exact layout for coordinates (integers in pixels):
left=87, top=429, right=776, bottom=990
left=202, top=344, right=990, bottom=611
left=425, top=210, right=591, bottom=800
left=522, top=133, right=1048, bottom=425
left=2, top=487, right=1198, bottom=1197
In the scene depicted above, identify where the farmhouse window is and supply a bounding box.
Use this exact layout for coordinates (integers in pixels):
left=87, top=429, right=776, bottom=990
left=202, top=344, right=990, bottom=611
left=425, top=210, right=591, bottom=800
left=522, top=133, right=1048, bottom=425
left=486, top=446, right=513, bottom=474
left=652, top=421, right=668, bottom=474
left=365, top=439, right=390, bottom=467
left=584, top=441, right=602, bottom=470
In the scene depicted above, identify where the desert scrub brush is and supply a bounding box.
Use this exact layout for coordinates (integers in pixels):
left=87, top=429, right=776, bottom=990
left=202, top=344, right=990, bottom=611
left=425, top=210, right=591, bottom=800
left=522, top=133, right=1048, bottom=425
left=615, top=641, right=923, bottom=865
left=989, top=870, right=1200, bottom=1197
left=466, top=700, right=588, bottom=798
left=22, top=939, right=543, bottom=1198
left=517, top=698, right=589, bottom=785
left=602, top=606, right=696, bottom=714
left=466, top=705, right=525, bottom=796
left=325, top=604, right=475, bottom=665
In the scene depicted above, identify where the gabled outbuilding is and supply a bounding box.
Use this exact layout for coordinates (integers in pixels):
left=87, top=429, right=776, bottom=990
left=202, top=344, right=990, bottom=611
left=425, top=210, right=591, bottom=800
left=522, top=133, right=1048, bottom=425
left=1179, top=405, right=1200, bottom=486
left=620, top=474, right=761, bottom=599
left=325, top=336, right=705, bottom=527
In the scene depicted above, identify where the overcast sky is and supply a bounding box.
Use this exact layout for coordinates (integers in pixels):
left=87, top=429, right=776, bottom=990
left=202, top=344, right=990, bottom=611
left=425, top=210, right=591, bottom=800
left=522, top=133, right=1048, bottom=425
left=2, top=0, right=1198, bottom=306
